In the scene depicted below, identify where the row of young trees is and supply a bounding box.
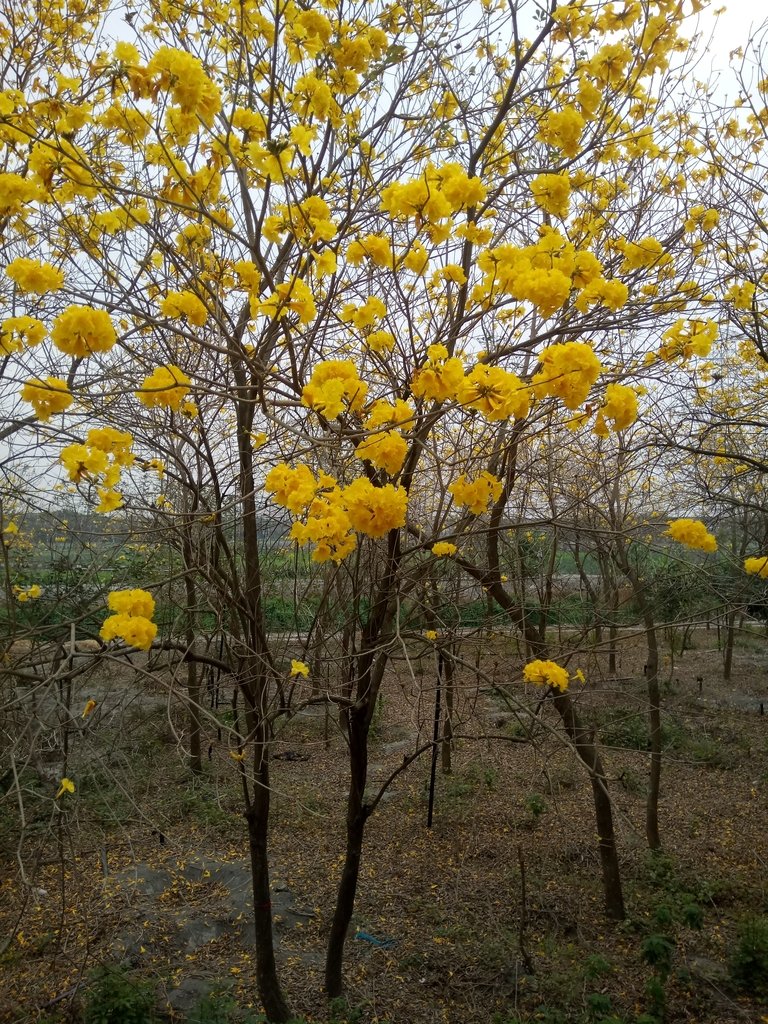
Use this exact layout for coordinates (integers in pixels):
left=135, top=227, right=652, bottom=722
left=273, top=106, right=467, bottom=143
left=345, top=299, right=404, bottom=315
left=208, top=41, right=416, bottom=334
left=2, top=0, right=768, bottom=1017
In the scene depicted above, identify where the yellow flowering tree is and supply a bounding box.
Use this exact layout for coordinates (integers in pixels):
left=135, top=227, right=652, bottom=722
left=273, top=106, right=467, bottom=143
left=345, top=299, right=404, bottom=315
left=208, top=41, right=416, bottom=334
left=3, top=0, right=764, bottom=1015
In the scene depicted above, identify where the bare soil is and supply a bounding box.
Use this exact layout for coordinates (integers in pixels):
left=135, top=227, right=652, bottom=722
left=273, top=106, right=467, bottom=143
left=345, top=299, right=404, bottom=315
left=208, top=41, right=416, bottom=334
left=1, top=625, right=767, bottom=1023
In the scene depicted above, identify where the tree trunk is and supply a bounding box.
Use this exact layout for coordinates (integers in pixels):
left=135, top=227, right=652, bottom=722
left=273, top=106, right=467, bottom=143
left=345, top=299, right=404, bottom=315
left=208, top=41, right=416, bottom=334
left=245, top=734, right=290, bottom=1023
left=182, top=535, right=203, bottom=775
left=608, top=587, right=618, bottom=677
left=325, top=707, right=369, bottom=997
left=723, top=608, right=736, bottom=680
left=553, top=691, right=625, bottom=921
left=441, top=651, right=454, bottom=775
left=187, top=656, right=203, bottom=775
left=644, top=627, right=662, bottom=851
left=481, top=579, right=625, bottom=921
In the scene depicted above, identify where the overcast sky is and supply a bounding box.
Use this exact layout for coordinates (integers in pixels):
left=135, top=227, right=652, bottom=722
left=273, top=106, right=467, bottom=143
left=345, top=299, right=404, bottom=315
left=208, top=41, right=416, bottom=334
left=692, top=0, right=765, bottom=98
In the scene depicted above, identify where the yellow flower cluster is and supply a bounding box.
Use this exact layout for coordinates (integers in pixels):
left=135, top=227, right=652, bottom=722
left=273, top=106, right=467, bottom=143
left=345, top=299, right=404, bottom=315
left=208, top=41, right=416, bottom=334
left=354, top=398, right=413, bottom=476
left=366, top=330, right=396, bottom=354
left=257, top=278, right=316, bottom=325
left=341, top=296, right=387, bottom=332
left=355, top=430, right=407, bottom=476
left=724, top=281, right=755, bottom=310
left=665, top=519, right=717, bottom=552
left=618, top=236, right=669, bottom=273
left=283, top=8, right=332, bottom=62
left=265, top=464, right=408, bottom=561
left=684, top=205, right=719, bottom=233
left=587, top=41, right=633, bottom=85
left=475, top=229, right=626, bottom=318
left=100, top=588, right=157, bottom=650
left=0, top=171, right=39, bottom=215
left=263, top=463, right=320, bottom=515
left=293, top=72, right=340, bottom=125
left=108, top=589, right=155, bottom=617
left=266, top=197, right=337, bottom=247
left=530, top=173, right=571, bottom=219
left=20, top=377, right=73, bottom=421
left=60, top=427, right=133, bottom=513
left=532, top=342, right=602, bottom=410
left=136, top=365, right=191, bottom=412
left=160, top=290, right=208, bottom=326
left=5, top=257, right=64, bottom=294
left=744, top=556, right=768, bottom=579
left=537, top=106, right=585, bottom=157
left=658, top=319, right=717, bottom=361
left=146, top=47, right=221, bottom=125
left=459, top=365, right=530, bottom=421
left=15, top=584, right=42, bottom=602
left=523, top=659, right=569, bottom=692
left=344, top=478, right=408, bottom=538
left=302, top=360, right=368, bottom=419
left=1, top=316, right=45, bottom=355
left=432, top=542, right=457, bottom=557
left=449, top=471, right=503, bottom=514
left=51, top=305, right=117, bottom=358
left=593, top=383, right=638, bottom=436
left=365, top=399, right=413, bottom=431
left=381, top=162, right=487, bottom=235
left=411, top=344, right=465, bottom=403
left=291, top=491, right=358, bottom=562
left=346, top=234, right=394, bottom=269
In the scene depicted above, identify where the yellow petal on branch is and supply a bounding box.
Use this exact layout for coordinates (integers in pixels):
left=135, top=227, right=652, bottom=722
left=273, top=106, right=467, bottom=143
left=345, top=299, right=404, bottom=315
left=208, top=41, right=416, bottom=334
left=82, top=699, right=97, bottom=718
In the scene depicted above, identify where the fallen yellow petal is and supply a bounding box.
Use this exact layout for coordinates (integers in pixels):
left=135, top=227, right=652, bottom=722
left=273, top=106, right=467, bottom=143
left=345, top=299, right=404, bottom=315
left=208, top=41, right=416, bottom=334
left=56, top=777, right=75, bottom=799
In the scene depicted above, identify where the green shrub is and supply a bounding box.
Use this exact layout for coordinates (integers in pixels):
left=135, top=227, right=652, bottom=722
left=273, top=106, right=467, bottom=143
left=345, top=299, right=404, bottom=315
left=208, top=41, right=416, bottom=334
left=83, top=966, right=157, bottom=1024
left=730, top=915, right=768, bottom=995
left=187, top=994, right=237, bottom=1024
left=524, top=791, right=547, bottom=821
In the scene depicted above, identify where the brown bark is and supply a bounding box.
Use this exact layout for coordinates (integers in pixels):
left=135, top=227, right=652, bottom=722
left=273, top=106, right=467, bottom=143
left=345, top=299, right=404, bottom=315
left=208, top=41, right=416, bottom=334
left=235, top=382, right=289, bottom=1020
left=644, top=627, right=662, bottom=851
left=182, top=529, right=203, bottom=775
left=325, top=707, right=370, bottom=998
left=244, top=729, right=290, bottom=1023
left=723, top=608, right=736, bottom=680
left=552, top=691, right=625, bottom=920
left=441, top=651, right=454, bottom=775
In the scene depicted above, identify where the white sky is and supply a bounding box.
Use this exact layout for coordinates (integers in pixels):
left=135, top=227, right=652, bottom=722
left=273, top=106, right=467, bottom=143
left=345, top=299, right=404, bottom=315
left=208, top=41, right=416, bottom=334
left=692, top=0, right=765, bottom=97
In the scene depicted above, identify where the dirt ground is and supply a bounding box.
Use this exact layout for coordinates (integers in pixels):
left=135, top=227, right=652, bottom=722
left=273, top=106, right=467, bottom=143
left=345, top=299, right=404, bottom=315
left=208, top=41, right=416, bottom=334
left=1, top=624, right=767, bottom=1023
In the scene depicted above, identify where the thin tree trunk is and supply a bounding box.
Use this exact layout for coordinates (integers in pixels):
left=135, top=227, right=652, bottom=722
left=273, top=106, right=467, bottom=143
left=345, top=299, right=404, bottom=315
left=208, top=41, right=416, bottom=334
left=723, top=608, right=736, bottom=680
left=325, top=707, right=369, bottom=997
left=553, top=691, right=625, bottom=920
left=182, top=537, right=203, bottom=775
left=233, top=374, right=289, bottom=1021
left=464, top=571, right=626, bottom=922
left=644, top=624, right=662, bottom=851
left=608, top=587, right=618, bottom=678
left=441, top=651, right=454, bottom=775
left=244, top=729, right=290, bottom=1023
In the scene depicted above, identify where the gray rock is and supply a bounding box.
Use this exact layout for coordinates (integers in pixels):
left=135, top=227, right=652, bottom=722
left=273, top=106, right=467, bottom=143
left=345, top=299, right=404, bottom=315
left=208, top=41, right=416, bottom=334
left=687, top=954, right=729, bottom=985
left=166, top=975, right=216, bottom=1013
left=176, top=916, right=232, bottom=951
left=114, top=864, right=172, bottom=896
